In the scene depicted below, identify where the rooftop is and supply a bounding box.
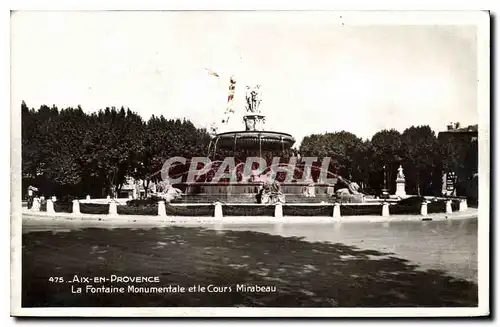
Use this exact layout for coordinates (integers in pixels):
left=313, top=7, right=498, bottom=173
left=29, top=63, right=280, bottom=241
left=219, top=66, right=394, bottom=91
left=443, top=123, right=478, bottom=133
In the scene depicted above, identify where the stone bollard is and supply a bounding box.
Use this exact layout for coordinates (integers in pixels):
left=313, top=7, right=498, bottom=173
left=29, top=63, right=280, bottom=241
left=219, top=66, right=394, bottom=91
left=421, top=201, right=428, bottom=216
left=214, top=202, right=223, bottom=218
left=106, top=195, right=111, bottom=201
left=464, top=199, right=468, bottom=210
left=86, top=195, right=91, bottom=201
left=72, top=200, right=80, bottom=214
left=382, top=202, right=390, bottom=217
left=158, top=201, right=166, bottom=217
left=446, top=200, right=453, bottom=214
left=459, top=199, right=466, bottom=212
left=333, top=203, right=341, bottom=219
left=274, top=203, right=283, bottom=218
left=46, top=199, right=55, bottom=214
left=31, top=198, right=41, bottom=212
left=108, top=200, right=118, bottom=216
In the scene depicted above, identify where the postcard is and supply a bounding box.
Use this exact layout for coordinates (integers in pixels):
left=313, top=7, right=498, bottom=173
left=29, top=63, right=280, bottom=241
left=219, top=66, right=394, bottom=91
left=10, top=10, right=490, bottom=317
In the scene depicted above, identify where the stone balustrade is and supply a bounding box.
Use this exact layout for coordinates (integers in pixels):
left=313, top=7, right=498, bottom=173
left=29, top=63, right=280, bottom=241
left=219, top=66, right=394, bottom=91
left=28, top=197, right=468, bottom=219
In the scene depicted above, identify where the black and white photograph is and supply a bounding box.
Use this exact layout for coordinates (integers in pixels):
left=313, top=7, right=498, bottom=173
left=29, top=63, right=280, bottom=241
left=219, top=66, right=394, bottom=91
left=10, top=10, right=490, bottom=317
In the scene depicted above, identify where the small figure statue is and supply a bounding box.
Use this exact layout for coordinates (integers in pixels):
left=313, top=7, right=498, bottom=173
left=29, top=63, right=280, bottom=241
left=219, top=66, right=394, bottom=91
left=245, top=85, right=262, bottom=113
left=395, top=165, right=407, bottom=196
left=397, top=165, right=405, bottom=180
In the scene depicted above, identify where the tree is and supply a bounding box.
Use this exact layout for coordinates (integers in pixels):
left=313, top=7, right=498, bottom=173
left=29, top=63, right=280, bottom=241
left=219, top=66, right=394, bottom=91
left=401, top=125, right=440, bottom=196
left=131, top=115, right=211, bottom=197
left=370, top=129, right=403, bottom=193
left=299, top=131, right=366, bottom=183
left=79, top=107, right=145, bottom=197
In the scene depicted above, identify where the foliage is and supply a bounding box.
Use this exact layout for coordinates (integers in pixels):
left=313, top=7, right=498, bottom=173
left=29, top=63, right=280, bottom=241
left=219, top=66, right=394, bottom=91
left=22, top=100, right=476, bottom=199
left=400, top=126, right=441, bottom=195
left=79, top=203, right=110, bottom=215
left=126, top=198, right=160, bottom=207
left=21, top=102, right=210, bottom=198
left=299, top=131, right=365, bottom=180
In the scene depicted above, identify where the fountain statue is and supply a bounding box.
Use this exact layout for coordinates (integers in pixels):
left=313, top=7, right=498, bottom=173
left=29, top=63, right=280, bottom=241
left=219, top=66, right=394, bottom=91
left=208, top=83, right=295, bottom=154
left=150, top=180, right=183, bottom=202
left=245, top=85, right=262, bottom=114
left=243, top=85, right=265, bottom=131
left=258, top=181, right=285, bottom=205
left=335, top=175, right=365, bottom=203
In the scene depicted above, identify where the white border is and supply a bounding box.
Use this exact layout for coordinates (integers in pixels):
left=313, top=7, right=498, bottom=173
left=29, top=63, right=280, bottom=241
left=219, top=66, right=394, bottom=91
left=9, top=8, right=490, bottom=318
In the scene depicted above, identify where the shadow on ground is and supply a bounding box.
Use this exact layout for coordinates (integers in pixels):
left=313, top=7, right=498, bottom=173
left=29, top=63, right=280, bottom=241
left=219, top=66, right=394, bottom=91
left=22, top=226, right=477, bottom=307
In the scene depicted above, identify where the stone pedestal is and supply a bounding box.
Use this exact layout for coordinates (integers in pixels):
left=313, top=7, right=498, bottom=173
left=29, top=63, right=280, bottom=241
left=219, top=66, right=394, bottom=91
left=333, top=203, right=341, bottom=219
left=214, top=202, right=223, bottom=218
left=395, top=178, right=406, bottom=196
left=459, top=199, right=468, bottom=211
left=108, top=201, right=117, bottom=216
left=446, top=200, right=453, bottom=214
left=274, top=203, right=283, bottom=218
left=158, top=201, right=166, bottom=217
left=420, top=201, right=428, bottom=216
left=46, top=199, right=55, bottom=214
left=382, top=203, right=390, bottom=217
left=72, top=200, right=80, bottom=214
left=31, top=198, right=40, bottom=212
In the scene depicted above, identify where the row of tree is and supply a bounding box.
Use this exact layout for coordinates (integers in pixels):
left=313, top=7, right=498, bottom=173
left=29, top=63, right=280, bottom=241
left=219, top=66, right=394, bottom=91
left=21, top=102, right=477, bottom=198
left=22, top=102, right=210, bottom=198
left=299, top=127, right=477, bottom=196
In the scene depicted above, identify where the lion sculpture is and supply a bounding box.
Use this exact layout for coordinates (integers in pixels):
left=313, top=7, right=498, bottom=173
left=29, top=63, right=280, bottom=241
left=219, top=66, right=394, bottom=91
left=150, top=180, right=183, bottom=203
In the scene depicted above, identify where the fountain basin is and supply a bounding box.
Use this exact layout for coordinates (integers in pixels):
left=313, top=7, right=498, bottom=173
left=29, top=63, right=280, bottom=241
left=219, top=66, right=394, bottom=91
left=214, top=131, right=295, bottom=150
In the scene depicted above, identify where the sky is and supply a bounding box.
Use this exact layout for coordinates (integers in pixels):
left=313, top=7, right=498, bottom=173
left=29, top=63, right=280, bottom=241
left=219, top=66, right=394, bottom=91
left=11, top=11, right=479, bottom=145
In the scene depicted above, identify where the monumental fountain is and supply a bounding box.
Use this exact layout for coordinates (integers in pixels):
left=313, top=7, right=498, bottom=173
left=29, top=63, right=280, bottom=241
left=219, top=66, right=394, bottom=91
left=208, top=85, right=295, bottom=155
left=25, top=82, right=469, bottom=217
left=161, top=84, right=368, bottom=204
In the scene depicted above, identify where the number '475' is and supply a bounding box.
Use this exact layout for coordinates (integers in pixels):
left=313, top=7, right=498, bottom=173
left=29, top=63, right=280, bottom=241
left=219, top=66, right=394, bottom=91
left=48, top=277, right=64, bottom=283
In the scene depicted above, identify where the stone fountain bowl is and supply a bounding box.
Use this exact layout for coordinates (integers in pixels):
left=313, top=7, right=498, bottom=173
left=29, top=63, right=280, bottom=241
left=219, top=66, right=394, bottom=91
left=214, top=131, right=296, bottom=150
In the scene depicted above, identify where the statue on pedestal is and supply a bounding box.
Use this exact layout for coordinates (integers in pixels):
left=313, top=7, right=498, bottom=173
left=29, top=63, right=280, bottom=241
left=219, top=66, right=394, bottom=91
left=395, top=165, right=407, bottom=196
left=397, top=165, right=405, bottom=180
left=243, top=85, right=265, bottom=132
